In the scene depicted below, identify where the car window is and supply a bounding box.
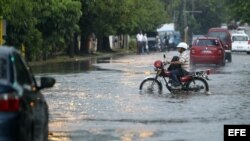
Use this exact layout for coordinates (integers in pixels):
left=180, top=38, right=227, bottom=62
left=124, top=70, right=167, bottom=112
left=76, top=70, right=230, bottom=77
left=194, top=39, right=218, bottom=46
left=0, top=58, right=7, bottom=79
left=13, top=53, right=33, bottom=85
left=207, top=32, right=228, bottom=42
left=232, top=36, right=248, bottom=41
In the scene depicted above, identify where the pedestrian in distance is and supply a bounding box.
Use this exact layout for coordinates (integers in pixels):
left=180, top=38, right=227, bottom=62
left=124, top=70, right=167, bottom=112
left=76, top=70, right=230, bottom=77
left=155, top=35, right=161, bottom=52
left=143, top=33, right=149, bottom=54
left=136, top=31, right=143, bottom=54
left=164, top=34, right=170, bottom=51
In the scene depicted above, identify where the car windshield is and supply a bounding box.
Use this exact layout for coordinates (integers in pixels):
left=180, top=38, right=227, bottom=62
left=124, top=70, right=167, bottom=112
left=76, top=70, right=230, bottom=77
left=207, top=32, right=227, bottom=42
left=232, top=35, right=248, bottom=41
left=0, top=58, right=7, bottom=79
left=194, top=39, right=218, bottom=46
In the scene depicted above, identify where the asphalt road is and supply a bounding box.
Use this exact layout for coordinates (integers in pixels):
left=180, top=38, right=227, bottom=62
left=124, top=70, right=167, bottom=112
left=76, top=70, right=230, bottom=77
left=33, top=51, right=250, bottom=141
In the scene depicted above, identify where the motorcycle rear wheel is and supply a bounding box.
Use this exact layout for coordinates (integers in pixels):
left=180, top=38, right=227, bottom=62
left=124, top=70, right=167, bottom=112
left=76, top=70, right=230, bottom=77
left=186, top=77, right=209, bottom=93
left=139, top=78, right=162, bottom=94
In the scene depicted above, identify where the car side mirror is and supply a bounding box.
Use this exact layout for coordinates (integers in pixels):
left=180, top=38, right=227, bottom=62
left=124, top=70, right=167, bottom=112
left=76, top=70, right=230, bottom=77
left=39, top=77, right=56, bottom=90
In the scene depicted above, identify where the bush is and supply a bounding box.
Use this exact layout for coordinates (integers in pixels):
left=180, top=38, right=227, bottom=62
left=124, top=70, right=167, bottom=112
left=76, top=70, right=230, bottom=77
left=129, top=38, right=137, bottom=53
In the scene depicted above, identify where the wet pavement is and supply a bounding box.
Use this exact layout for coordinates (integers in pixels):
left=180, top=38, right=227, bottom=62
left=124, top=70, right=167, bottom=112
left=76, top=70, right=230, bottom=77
left=32, top=51, right=250, bottom=141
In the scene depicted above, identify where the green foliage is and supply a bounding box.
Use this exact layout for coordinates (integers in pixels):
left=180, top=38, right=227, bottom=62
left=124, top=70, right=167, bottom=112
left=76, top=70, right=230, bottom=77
left=2, top=0, right=168, bottom=57
left=35, top=0, right=82, bottom=54
left=192, top=0, right=224, bottom=33
left=4, top=0, right=39, bottom=47
left=1, top=0, right=82, bottom=61
left=80, top=0, right=166, bottom=35
left=2, top=0, right=240, bottom=60
left=1, top=0, right=168, bottom=57
left=227, top=0, right=250, bottom=23
left=171, top=0, right=229, bottom=38
left=129, top=38, right=137, bottom=53
left=0, top=0, right=11, bottom=16
left=79, top=0, right=167, bottom=51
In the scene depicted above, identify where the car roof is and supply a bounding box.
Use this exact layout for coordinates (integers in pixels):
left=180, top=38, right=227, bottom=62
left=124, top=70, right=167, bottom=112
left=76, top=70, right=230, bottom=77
left=208, top=27, right=229, bottom=31
left=0, top=46, right=19, bottom=57
left=231, top=33, right=249, bottom=37
left=195, top=37, right=220, bottom=40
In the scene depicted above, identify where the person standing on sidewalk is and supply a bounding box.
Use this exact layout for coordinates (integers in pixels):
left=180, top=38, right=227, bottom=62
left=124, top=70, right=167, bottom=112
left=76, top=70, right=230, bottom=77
left=164, top=34, right=170, bottom=51
left=136, top=31, right=143, bottom=54
left=143, top=33, right=149, bottom=54
left=155, top=34, right=161, bottom=52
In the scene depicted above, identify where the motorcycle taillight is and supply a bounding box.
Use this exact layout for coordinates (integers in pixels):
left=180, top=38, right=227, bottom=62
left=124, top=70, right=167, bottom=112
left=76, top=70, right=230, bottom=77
left=206, top=69, right=211, bottom=75
left=0, top=93, right=20, bottom=112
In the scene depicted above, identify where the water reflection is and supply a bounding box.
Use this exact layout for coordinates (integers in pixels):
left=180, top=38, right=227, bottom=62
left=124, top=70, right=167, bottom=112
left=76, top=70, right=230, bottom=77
left=49, top=132, right=70, bottom=141
left=97, top=57, right=113, bottom=63
left=120, top=130, right=154, bottom=141
left=31, top=59, right=97, bottom=74
left=30, top=56, right=125, bottom=74
left=49, top=129, right=154, bottom=141
left=41, top=52, right=250, bottom=141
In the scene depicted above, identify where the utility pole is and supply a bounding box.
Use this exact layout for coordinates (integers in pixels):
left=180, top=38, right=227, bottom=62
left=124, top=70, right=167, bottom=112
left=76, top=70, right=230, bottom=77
left=183, top=0, right=187, bottom=28
left=183, top=0, right=202, bottom=43
left=183, top=0, right=188, bottom=43
left=192, top=0, right=194, bottom=17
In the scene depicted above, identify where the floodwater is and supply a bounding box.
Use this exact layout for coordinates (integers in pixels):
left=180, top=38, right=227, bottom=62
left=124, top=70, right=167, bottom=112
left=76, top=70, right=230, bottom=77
left=31, top=51, right=250, bottom=141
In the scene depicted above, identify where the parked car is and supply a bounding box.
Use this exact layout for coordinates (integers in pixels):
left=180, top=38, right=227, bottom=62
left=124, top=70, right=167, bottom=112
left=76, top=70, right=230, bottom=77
left=206, top=28, right=232, bottom=62
left=147, top=37, right=158, bottom=51
left=231, top=32, right=250, bottom=54
left=0, top=46, right=55, bottom=141
left=190, top=37, right=226, bottom=66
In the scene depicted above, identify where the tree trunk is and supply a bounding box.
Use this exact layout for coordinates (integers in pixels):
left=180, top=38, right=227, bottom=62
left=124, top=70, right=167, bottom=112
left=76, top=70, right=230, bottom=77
left=80, top=32, right=89, bottom=54
left=73, top=33, right=79, bottom=55
left=69, top=43, right=74, bottom=58
left=97, top=35, right=112, bottom=52
left=68, top=33, right=74, bottom=58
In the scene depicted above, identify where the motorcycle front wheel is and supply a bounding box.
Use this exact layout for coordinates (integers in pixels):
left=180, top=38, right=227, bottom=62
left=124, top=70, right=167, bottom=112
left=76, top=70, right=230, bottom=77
left=139, top=78, right=163, bottom=94
left=186, top=77, right=209, bottom=93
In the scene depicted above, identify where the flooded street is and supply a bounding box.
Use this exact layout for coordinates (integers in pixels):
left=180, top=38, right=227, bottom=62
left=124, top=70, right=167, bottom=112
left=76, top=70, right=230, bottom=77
left=32, top=51, right=250, bottom=141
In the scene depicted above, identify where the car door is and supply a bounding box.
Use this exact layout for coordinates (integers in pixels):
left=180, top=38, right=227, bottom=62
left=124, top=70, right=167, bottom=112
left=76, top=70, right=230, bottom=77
left=12, top=53, right=38, bottom=101
left=12, top=52, right=49, bottom=140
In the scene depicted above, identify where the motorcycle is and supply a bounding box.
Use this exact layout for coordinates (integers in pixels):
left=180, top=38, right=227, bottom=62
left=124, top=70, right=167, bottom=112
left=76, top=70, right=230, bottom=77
left=139, top=54, right=211, bottom=94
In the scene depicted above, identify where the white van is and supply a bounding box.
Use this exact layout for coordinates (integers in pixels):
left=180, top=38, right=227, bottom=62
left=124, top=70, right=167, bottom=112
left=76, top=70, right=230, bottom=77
left=231, top=33, right=250, bottom=54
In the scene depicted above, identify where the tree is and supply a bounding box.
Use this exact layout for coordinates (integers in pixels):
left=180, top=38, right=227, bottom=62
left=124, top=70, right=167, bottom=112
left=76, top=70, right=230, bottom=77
left=171, top=0, right=228, bottom=41
left=3, top=0, right=42, bottom=61
left=2, top=0, right=81, bottom=61
left=227, top=0, right=250, bottom=24
left=0, top=0, right=10, bottom=16
left=35, top=0, right=82, bottom=58
left=79, top=0, right=167, bottom=53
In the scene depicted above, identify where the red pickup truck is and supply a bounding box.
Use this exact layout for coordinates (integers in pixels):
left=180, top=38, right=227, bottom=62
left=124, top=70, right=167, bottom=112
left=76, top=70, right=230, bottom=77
left=206, top=28, right=232, bottom=62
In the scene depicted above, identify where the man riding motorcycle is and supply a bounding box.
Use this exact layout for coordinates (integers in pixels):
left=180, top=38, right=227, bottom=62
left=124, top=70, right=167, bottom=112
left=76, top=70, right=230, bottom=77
left=168, top=42, right=190, bottom=89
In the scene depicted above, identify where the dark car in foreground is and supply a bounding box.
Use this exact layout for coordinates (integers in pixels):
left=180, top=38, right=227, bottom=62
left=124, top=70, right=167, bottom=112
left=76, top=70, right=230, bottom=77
left=0, top=46, right=55, bottom=141
left=190, top=37, right=226, bottom=66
